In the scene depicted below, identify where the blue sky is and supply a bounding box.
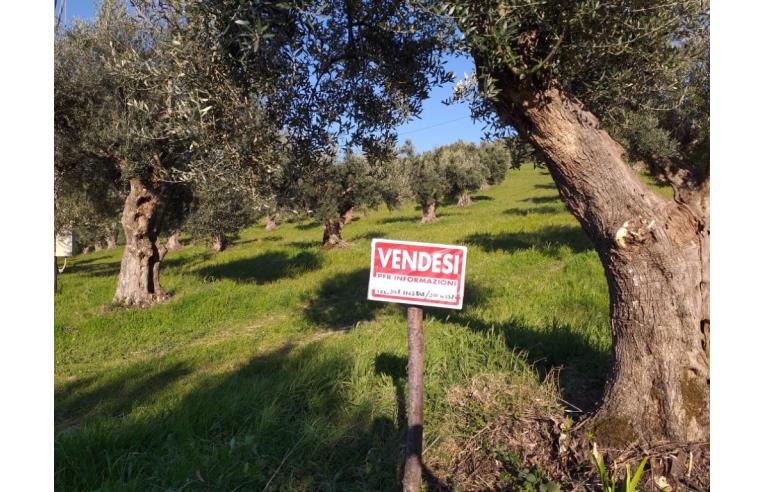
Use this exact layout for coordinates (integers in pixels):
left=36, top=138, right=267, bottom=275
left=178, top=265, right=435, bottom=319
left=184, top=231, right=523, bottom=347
left=58, top=0, right=486, bottom=151
left=395, top=55, right=485, bottom=151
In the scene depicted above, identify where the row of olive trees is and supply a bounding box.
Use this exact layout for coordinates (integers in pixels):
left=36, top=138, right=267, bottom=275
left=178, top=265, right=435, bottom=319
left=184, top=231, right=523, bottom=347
left=61, top=134, right=518, bottom=252
left=295, top=137, right=516, bottom=248
left=405, top=139, right=514, bottom=223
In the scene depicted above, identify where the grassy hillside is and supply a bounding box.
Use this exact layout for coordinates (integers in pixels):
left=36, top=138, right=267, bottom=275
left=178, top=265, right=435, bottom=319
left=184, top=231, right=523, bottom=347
left=54, top=165, right=670, bottom=491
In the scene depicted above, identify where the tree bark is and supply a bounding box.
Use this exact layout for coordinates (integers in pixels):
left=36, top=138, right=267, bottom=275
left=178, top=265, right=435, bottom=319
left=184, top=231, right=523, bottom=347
left=322, top=218, right=348, bottom=248
left=456, top=193, right=473, bottom=207
left=113, top=178, right=170, bottom=307
left=479, top=70, right=709, bottom=446
left=420, top=202, right=438, bottom=224
left=166, top=231, right=182, bottom=251
left=265, top=215, right=278, bottom=231
left=93, top=239, right=104, bottom=251
left=212, top=233, right=229, bottom=252
left=480, top=182, right=491, bottom=191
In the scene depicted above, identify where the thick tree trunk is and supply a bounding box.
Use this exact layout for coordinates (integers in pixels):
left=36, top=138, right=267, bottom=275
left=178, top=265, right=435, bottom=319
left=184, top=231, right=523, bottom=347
left=265, top=215, right=278, bottom=231
left=322, top=218, right=348, bottom=248
left=212, top=233, right=229, bottom=252
left=113, top=179, right=169, bottom=307
left=341, top=206, right=354, bottom=225
left=480, top=182, right=491, bottom=191
left=482, top=73, right=709, bottom=445
left=93, top=239, right=104, bottom=251
left=166, top=231, right=182, bottom=251
left=456, top=193, right=473, bottom=207
left=420, top=202, right=438, bottom=224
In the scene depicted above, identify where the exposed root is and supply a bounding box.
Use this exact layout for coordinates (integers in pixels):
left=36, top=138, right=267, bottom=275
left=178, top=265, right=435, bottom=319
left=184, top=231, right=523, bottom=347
left=112, top=292, right=171, bottom=308
left=321, top=239, right=351, bottom=250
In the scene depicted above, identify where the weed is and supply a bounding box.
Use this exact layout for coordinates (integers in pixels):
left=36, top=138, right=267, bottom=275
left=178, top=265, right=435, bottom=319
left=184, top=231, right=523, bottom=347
left=589, top=443, right=649, bottom=492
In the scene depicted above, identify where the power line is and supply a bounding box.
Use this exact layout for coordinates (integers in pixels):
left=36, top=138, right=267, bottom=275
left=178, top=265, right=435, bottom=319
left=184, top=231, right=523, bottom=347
left=398, top=115, right=472, bottom=136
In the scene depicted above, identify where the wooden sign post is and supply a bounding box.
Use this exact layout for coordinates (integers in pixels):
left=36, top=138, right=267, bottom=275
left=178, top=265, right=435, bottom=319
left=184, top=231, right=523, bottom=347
left=368, top=239, right=467, bottom=491
left=402, top=305, right=424, bottom=491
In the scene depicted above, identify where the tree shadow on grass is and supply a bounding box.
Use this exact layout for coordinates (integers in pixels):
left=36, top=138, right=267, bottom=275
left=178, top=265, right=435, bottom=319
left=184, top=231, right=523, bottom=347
left=522, top=195, right=560, bottom=204
left=295, top=221, right=320, bottom=230
left=71, top=254, right=115, bottom=266
left=304, top=268, right=386, bottom=329
left=378, top=212, right=452, bottom=225
left=286, top=240, right=322, bottom=249
left=462, top=225, right=593, bottom=258
left=349, top=230, right=387, bottom=241
left=55, top=342, right=408, bottom=491
left=503, top=206, right=560, bottom=216
left=67, top=260, right=121, bottom=278
left=195, top=250, right=323, bottom=284
left=471, top=195, right=494, bottom=202
left=55, top=362, right=193, bottom=434
left=160, top=250, right=217, bottom=272
left=377, top=215, right=421, bottom=225
left=534, top=183, right=557, bottom=190
left=235, top=235, right=283, bottom=247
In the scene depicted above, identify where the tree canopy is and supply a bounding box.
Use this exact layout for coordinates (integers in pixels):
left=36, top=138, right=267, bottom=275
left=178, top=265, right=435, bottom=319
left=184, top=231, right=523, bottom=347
left=445, top=0, right=709, bottom=194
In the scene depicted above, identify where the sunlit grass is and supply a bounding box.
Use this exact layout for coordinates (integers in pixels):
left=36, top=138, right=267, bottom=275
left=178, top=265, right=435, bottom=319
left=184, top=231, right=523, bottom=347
left=55, top=165, right=667, bottom=490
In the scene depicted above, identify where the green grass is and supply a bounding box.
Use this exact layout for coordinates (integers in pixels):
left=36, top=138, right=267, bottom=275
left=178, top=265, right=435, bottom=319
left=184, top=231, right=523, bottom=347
left=54, top=165, right=670, bottom=491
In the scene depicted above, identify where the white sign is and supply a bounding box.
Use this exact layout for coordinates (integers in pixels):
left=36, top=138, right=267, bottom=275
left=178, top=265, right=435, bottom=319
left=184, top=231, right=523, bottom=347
left=367, top=239, right=467, bottom=309
left=55, top=230, right=74, bottom=257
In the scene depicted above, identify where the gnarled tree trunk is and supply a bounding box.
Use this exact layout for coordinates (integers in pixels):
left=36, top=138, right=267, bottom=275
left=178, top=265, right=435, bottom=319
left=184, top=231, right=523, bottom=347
left=212, top=233, right=229, bottom=252
left=481, top=71, right=709, bottom=446
left=113, top=179, right=170, bottom=307
left=456, top=193, right=473, bottom=207
left=166, top=231, right=182, bottom=251
left=93, top=239, right=104, bottom=251
left=322, top=218, right=348, bottom=248
left=420, top=202, right=438, bottom=224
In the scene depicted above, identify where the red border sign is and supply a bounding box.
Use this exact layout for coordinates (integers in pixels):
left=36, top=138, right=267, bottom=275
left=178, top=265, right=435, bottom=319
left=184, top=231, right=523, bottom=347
left=367, top=239, right=467, bottom=309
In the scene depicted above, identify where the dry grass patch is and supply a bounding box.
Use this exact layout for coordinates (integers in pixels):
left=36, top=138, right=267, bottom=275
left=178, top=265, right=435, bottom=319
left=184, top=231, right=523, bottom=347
left=431, top=371, right=572, bottom=491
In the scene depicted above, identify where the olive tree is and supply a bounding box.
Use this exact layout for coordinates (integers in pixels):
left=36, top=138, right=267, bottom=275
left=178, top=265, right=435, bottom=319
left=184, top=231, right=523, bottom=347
left=438, top=0, right=710, bottom=445
left=407, top=147, right=448, bottom=223
left=439, top=140, right=486, bottom=206
left=55, top=0, right=287, bottom=305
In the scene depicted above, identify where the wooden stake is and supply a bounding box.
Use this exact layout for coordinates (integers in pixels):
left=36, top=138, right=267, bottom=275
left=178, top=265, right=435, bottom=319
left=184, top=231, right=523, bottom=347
left=403, top=305, right=424, bottom=492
